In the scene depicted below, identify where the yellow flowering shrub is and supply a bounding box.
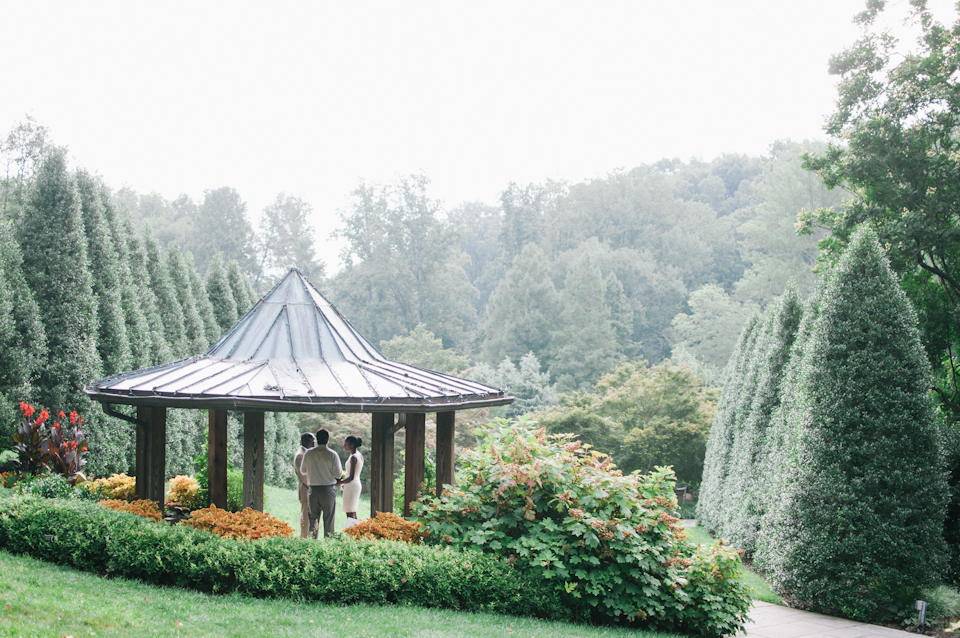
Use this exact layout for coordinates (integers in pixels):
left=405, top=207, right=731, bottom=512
left=166, top=475, right=201, bottom=511
left=87, top=473, right=137, bottom=501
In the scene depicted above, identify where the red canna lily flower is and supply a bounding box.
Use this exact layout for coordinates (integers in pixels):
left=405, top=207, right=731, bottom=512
left=69, top=411, right=78, bottom=424
left=58, top=411, right=65, bottom=419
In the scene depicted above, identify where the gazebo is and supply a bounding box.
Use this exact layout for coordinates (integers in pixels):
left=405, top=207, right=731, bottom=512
left=85, top=268, right=513, bottom=516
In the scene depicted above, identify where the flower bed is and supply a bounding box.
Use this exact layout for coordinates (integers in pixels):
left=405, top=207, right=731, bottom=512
left=100, top=498, right=163, bottom=523
left=343, top=512, right=425, bottom=543
left=182, top=505, right=293, bottom=540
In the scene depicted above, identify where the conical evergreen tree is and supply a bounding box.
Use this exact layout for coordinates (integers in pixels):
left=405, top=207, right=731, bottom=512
left=770, top=226, right=947, bottom=620
left=165, top=241, right=207, bottom=355
left=226, top=259, right=257, bottom=317
left=143, top=230, right=189, bottom=357
left=0, top=220, right=47, bottom=417
left=18, top=149, right=101, bottom=410
left=77, top=170, right=131, bottom=376
left=123, top=223, right=172, bottom=366
left=206, top=252, right=238, bottom=333
left=723, top=283, right=802, bottom=554
left=755, top=288, right=822, bottom=576
left=100, top=186, right=155, bottom=370
left=696, top=311, right=760, bottom=535
left=186, top=251, right=221, bottom=346
left=717, top=309, right=774, bottom=540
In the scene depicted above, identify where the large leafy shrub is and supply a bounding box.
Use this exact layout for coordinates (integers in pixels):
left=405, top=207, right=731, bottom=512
left=0, top=494, right=567, bottom=620
left=413, top=418, right=750, bottom=637
left=759, top=226, right=948, bottom=621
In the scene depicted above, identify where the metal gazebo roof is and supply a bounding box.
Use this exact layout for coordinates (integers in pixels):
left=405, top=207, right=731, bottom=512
left=85, top=268, right=512, bottom=413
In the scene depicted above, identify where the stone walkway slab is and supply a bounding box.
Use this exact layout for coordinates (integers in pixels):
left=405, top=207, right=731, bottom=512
left=738, top=601, right=915, bottom=637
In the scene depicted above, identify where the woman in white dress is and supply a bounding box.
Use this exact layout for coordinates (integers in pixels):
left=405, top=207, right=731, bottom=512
left=337, top=435, right=364, bottom=522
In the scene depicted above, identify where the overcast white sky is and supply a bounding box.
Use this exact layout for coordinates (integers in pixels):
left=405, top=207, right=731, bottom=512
left=2, top=1, right=953, bottom=271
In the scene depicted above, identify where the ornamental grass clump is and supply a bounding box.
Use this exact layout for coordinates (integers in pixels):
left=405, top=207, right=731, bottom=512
left=413, top=417, right=750, bottom=637
left=343, top=512, right=425, bottom=544
left=182, top=504, right=293, bottom=540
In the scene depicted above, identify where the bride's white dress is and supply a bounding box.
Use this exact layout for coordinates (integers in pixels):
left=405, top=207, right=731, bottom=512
left=341, top=451, right=364, bottom=512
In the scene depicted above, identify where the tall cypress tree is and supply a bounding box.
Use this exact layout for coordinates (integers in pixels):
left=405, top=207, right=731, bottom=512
left=186, top=251, right=221, bottom=346
left=206, top=252, right=238, bottom=333
left=723, top=283, right=802, bottom=554
left=771, top=226, right=947, bottom=620
left=717, top=309, right=774, bottom=540
left=123, top=223, right=172, bottom=366
left=696, top=311, right=760, bottom=535
left=18, top=149, right=101, bottom=411
left=77, top=170, right=131, bottom=376
left=144, top=230, right=188, bottom=358
left=0, top=221, right=47, bottom=437
left=100, top=186, right=155, bottom=370
left=226, top=259, right=257, bottom=317
left=165, top=241, right=207, bottom=355
left=755, top=288, right=822, bottom=577
left=0, top=221, right=47, bottom=409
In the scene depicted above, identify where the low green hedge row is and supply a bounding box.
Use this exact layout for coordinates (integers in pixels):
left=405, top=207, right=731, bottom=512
left=0, top=495, right=569, bottom=620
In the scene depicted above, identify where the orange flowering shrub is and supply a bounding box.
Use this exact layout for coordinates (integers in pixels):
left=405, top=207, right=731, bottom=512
left=100, top=498, right=163, bottom=523
left=87, top=473, right=137, bottom=501
left=343, top=512, right=425, bottom=544
left=166, top=475, right=201, bottom=511
left=182, top=505, right=293, bottom=540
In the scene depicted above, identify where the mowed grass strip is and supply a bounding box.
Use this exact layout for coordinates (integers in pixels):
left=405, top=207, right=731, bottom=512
left=0, top=550, right=685, bottom=638
left=682, top=521, right=781, bottom=605
left=264, top=484, right=370, bottom=535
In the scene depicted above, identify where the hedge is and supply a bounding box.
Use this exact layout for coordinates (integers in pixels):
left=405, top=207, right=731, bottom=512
left=0, top=495, right=568, bottom=620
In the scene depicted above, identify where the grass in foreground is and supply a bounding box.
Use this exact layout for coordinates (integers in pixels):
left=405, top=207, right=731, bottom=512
left=683, top=521, right=782, bottom=605
left=0, top=550, right=682, bottom=638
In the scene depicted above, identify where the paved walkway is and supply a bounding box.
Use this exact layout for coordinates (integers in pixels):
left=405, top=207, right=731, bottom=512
left=739, top=601, right=916, bottom=637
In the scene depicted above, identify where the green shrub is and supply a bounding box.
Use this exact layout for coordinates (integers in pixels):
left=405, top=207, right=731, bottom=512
left=0, top=494, right=568, bottom=622
left=227, top=469, right=243, bottom=512
left=393, top=457, right=436, bottom=514
left=413, top=418, right=750, bottom=637
left=14, top=474, right=98, bottom=502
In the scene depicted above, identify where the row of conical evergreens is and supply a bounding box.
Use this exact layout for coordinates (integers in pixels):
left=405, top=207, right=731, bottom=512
left=697, top=226, right=948, bottom=622
left=1, top=148, right=298, bottom=485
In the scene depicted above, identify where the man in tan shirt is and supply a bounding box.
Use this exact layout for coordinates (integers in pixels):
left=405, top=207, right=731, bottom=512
left=293, top=432, right=315, bottom=538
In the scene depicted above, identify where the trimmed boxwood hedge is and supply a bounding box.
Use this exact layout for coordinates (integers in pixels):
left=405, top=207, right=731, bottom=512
left=0, top=495, right=569, bottom=620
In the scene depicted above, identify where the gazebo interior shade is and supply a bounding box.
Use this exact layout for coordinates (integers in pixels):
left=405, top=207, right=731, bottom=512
left=85, top=268, right=511, bottom=412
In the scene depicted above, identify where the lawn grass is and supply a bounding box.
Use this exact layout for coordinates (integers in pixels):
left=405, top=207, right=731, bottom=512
left=0, top=549, right=683, bottom=638
left=263, top=484, right=370, bottom=536
left=683, top=521, right=782, bottom=605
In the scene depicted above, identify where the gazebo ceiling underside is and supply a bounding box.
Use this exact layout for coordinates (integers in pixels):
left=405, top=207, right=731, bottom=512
left=85, top=270, right=512, bottom=413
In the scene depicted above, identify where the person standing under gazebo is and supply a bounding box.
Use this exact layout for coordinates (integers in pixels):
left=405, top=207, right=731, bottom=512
left=293, top=432, right=315, bottom=538
left=300, top=428, right=342, bottom=538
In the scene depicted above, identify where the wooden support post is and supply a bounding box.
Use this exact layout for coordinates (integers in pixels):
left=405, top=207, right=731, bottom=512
left=243, top=411, right=265, bottom=511
left=135, top=406, right=166, bottom=507
left=403, top=413, right=426, bottom=517
left=370, top=413, right=395, bottom=515
left=436, top=411, right=455, bottom=496
left=208, top=409, right=229, bottom=509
